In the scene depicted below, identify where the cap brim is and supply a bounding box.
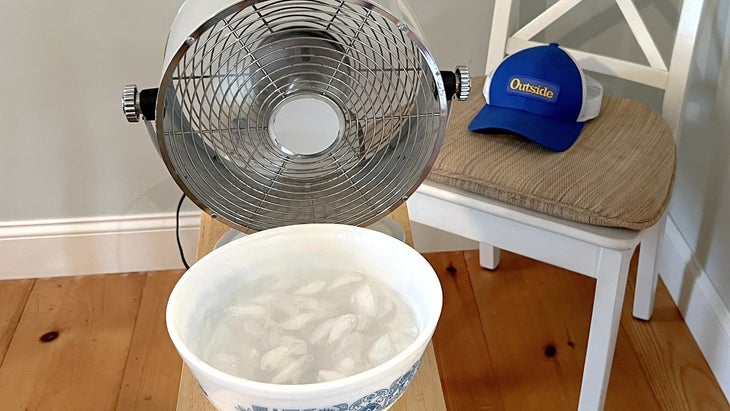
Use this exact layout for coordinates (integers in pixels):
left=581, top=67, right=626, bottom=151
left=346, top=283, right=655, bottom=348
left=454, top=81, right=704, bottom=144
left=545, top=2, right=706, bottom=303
left=468, top=104, right=584, bottom=152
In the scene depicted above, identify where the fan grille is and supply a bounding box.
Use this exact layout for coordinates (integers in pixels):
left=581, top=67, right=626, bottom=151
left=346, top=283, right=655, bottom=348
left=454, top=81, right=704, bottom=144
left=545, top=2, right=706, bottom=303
left=157, top=0, right=446, bottom=232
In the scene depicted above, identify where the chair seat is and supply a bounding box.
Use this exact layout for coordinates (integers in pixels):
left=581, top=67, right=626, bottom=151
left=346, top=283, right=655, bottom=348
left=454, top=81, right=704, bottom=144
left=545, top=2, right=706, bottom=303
left=427, top=77, right=676, bottom=230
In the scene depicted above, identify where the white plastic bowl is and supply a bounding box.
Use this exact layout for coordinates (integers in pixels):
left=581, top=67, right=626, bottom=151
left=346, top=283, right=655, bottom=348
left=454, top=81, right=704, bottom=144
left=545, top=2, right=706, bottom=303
left=166, top=223, right=443, bottom=411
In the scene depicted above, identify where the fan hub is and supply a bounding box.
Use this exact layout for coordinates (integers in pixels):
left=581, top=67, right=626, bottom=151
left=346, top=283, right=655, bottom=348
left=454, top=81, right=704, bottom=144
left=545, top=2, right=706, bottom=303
left=269, top=94, right=344, bottom=157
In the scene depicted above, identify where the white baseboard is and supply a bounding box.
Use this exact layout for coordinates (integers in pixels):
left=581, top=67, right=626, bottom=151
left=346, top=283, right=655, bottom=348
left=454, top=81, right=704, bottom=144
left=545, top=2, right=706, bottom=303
left=410, top=221, right=478, bottom=253
left=0, top=212, right=202, bottom=280
left=659, top=217, right=730, bottom=400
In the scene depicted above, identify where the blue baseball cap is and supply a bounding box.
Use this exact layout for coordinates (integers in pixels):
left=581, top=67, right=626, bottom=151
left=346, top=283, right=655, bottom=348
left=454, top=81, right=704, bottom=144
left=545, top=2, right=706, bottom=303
left=469, top=43, right=603, bottom=152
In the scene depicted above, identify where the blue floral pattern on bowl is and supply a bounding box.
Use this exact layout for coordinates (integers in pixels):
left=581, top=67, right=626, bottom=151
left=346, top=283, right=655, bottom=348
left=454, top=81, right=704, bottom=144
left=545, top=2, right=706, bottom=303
left=234, top=359, right=421, bottom=411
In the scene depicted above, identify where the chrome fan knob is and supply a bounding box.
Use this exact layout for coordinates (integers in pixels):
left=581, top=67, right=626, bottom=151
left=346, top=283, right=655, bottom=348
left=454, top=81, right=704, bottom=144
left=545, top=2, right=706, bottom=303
left=122, top=84, right=141, bottom=123
left=455, top=65, right=470, bottom=101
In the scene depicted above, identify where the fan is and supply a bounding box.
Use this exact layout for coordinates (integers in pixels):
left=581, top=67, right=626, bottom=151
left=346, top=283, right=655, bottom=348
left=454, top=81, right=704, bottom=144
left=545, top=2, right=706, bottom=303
left=123, top=0, right=469, bottom=233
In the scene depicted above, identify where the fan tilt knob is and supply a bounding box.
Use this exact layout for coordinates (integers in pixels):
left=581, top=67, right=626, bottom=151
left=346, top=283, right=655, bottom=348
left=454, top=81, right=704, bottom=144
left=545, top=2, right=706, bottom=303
left=122, top=84, right=141, bottom=123
left=122, top=85, right=158, bottom=122
left=455, top=65, right=470, bottom=101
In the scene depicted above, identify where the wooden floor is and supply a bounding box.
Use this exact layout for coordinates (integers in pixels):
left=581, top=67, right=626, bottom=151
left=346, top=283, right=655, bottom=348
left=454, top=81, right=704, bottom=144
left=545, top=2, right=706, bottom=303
left=0, top=250, right=728, bottom=410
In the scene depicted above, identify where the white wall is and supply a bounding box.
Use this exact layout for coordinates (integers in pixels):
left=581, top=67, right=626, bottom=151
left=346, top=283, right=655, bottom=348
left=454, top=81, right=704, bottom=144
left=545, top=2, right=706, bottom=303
left=662, top=2, right=730, bottom=394
left=412, top=0, right=492, bottom=73
left=0, top=0, right=491, bottom=277
left=0, top=0, right=193, bottom=277
left=671, top=0, right=730, bottom=309
left=0, top=0, right=489, bottom=223
left=0, top=0, right=188, bottom=221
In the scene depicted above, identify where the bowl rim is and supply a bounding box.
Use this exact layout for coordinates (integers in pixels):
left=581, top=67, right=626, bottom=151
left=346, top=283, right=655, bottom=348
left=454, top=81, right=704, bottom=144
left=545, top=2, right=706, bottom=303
left=166, top=223, right=443, bottom=396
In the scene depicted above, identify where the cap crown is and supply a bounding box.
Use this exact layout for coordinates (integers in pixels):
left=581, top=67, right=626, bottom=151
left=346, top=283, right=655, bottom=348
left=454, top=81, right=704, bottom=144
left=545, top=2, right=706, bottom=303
left=487, top=44, right=583, bottom=122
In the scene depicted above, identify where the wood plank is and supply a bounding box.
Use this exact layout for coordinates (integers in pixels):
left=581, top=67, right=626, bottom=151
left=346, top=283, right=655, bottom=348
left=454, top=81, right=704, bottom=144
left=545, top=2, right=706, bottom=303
left=390, top=204, right=414, bottom=246
left=0, top=273, right=146, bottom=410
left=117, top=270, right=185, bottom=411
left=176, top=213, right=231, bottom=410
left=462, top=249, right=663, bottom=410
left=0, top=278, right=35, bottom=364
left=463, top=248, right=590, bottom=409
left=177, top=366, right=216, bottom=411
left=392, top=343, right=447, bottom=410
left=195, top=213, right=233, bottom=260
left=620, top=255, right=730, bottom=410
left=431, top=248, right=728, bottom=410
left=424, top=251, right=506, bottom=410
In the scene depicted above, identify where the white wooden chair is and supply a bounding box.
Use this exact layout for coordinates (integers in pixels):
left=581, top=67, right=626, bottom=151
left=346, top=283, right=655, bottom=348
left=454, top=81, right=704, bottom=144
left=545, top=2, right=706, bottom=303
left=407, top=1, right=704, bottom=410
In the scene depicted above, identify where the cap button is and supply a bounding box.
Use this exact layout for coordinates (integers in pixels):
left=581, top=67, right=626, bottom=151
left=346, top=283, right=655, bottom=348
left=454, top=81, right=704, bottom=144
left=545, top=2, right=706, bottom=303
left=549, top=42, right=559, bottom=47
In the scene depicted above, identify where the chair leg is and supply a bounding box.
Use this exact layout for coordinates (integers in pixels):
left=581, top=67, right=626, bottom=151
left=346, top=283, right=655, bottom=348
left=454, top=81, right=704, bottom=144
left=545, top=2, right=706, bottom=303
left=577, top=248, right=632, bottom=411
left=633, top=214, right=667, bottom=320
left=478, top=242, right=500, bottom=270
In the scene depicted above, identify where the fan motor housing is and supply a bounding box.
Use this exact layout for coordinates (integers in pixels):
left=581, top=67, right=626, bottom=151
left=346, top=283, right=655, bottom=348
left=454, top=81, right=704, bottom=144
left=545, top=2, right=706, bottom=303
left=129, top=0, right=467, bottom=232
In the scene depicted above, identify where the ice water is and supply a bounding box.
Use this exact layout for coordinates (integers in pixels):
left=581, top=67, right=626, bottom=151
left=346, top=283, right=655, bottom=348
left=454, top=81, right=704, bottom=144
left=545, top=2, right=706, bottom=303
left=196, top=270, right=418, bottom=384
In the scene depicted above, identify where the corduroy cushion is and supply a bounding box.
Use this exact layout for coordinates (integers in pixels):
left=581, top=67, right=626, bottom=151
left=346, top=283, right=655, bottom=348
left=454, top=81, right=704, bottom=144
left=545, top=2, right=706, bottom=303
left=427, top=77, right=676, bottom=230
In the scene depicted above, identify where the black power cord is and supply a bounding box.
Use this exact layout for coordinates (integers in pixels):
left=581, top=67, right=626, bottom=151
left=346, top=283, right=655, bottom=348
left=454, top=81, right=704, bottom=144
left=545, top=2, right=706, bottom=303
left=176, top=193, right=190, bottom=270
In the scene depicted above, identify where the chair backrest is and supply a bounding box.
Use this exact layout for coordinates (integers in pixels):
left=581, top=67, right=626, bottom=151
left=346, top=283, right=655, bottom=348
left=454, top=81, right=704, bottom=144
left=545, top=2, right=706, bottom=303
left=485, top=0, right=705, bottom=142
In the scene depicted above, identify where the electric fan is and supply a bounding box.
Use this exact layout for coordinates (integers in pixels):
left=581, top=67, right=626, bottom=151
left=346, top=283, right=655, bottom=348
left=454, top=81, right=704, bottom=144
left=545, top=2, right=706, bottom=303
left=123, top=0, right=469, bottom=232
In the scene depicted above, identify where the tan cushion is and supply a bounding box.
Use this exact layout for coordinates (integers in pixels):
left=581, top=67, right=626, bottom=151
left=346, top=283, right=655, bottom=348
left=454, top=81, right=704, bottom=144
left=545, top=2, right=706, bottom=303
left=427, top=77, right=676, bottom=230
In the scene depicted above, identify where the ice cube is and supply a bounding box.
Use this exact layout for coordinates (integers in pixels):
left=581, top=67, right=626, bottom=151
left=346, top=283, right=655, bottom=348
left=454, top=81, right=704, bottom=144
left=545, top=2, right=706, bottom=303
left=332, top=331, right=364, bottom=364
left=310, top=298, right=338, bottom=314
left=326, top=272, right=364, bottom=290
left=269, top=277, right=299, bottom=291
left=280, top=311, right=320, bottom=331
left=239, top=346, right=261, bottom=370
left=210, top=352, right=242, bottom=374
left=260, top=346, right=291, bottom=372
left=352, top=283, right=377, bottom=317
left=279, top=335, right=308, bottom=356
left=375, top=294, right=394, bottom=320
left=241, top=318, right=264, bottom=336
left=264, top=322, right=283, bottom=348
left=367, top=333, right=397, bottom=365
left=259, top=335, right=309, bottom=375
left=250, top=293, right=277, bottom=305
left=355, top=313, right=374, bottom=333
left=317, top=369, right=347, bottom=382
left=276, top=296, right=323, bottom=320
left=309, top=317, right=337, bottom=346
left=293, top=280, right=327, bottom=295
left=387, top=314, right=418, bottom=339
left=226, top=303, right=268, bottom=319
left=276, top=297, right=303, bottom=318
left=201, top=322, right=237, bottom=360
left=327, top=313, right=358, bottom=344
left=388, top=328, right=417, bottom=352
left=270, top=354, right=312, bottom=384
left=297, top=296, right=323, bottom=312
left=334, top=356, right=356, bottom=375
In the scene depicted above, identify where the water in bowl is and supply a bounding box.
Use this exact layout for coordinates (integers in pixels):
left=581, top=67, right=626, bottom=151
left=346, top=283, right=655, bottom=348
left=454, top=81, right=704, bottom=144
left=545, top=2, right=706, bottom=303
left=197, top=270, right=418, bottom=385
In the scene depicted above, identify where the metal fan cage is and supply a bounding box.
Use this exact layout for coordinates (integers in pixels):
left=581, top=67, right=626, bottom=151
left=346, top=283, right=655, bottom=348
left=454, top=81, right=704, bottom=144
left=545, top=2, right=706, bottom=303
left=157, top=0, right=447, bottom=232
